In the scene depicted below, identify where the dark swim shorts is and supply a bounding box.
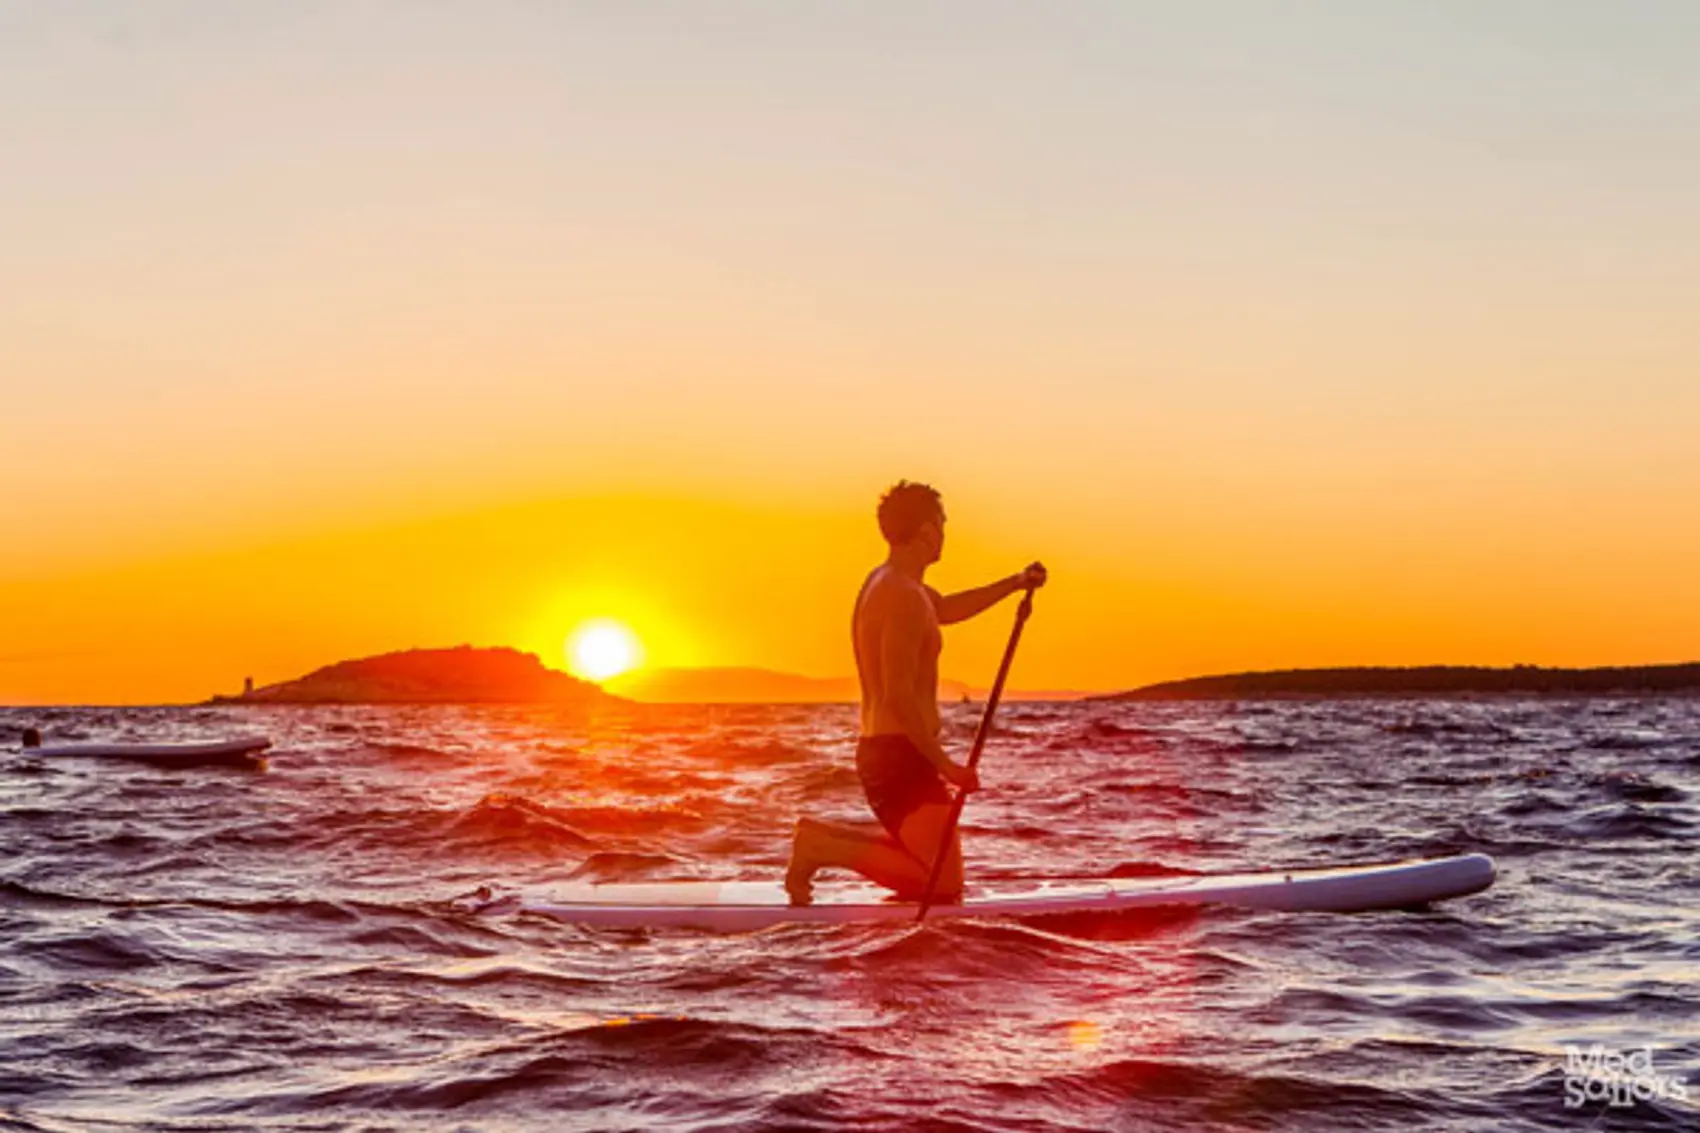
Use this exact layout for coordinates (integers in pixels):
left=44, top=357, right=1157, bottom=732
left=856, top=734, right=951, bottom=840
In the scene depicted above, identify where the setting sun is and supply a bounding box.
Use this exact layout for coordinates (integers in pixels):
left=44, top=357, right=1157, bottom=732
left=566, top=619, right=643, bottom=682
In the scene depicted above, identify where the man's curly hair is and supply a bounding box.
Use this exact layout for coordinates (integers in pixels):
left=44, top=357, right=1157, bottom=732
left=877, top=481, right=944, bottom=544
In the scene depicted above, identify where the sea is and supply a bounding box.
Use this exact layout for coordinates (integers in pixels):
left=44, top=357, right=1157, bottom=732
left=1, top=698, right=1695, bottom=1132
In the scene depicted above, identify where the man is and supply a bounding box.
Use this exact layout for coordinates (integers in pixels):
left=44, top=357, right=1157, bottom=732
left=784, top=481, right=1045, bottom=905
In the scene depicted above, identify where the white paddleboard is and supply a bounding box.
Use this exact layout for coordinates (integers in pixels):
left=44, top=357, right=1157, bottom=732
left=29, top=737, right=272, bottom=767
left=470, top=853, right=1495, bottom=931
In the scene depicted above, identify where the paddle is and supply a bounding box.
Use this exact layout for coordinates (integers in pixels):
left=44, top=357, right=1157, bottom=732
left=915, top=584, right=1036, bottom=922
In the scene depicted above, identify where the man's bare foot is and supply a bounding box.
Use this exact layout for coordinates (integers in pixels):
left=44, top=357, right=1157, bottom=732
left=784, top=861, right=815, bottom=906
left=785, top=819, right=818, bottom=905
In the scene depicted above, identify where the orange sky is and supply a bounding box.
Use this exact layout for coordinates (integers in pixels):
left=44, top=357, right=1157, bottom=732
left=4, top=5, right=1698, bottom=705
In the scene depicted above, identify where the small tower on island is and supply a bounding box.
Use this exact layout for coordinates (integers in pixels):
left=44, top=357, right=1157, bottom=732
left=243, top=676, right=254, bottom=697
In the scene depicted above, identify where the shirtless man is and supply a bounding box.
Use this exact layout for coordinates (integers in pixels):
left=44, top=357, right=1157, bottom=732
left=784, top=481, right=1046, bottom=905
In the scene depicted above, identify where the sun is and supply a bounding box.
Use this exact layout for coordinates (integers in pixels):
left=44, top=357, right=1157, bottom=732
left=565, top=619, right=643, bottom=682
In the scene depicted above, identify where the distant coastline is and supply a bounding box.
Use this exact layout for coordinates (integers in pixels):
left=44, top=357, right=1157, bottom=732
left=1103, top=663, right=1700, bottom=701
left=207, top=646, right=619, bottom=706
left=203, top=649, right=1700, bottom=707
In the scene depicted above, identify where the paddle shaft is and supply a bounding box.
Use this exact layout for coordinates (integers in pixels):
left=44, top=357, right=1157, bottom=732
left=915, top=586, right=1034, bottom=922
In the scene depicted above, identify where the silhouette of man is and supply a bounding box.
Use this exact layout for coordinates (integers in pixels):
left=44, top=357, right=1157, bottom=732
left=785, top=481, right=1045, bottom=905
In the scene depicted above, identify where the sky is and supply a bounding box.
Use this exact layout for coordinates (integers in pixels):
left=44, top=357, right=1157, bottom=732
left=3, top=1, right=1698, bottom=704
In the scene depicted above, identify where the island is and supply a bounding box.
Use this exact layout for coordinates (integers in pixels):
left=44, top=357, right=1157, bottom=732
left=209, top=646, right=621, bottom=705
left=1101, top=663, right=1700, bottom=701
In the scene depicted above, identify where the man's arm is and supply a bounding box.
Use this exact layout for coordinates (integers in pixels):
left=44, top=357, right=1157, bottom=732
left=878, top=590, right=970, bottom=788
left=931, top=562, right=1047, bottom=626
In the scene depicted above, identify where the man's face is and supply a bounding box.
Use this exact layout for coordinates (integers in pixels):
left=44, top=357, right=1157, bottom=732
left=918, top=510, right=946, bottom=564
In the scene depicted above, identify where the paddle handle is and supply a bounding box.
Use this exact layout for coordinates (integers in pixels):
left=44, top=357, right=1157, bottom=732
left=915, top=586, right=1034, bottom=922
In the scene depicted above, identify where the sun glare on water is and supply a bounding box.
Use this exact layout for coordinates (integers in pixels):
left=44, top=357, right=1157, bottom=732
left=566, top=619, right=643, bottom=682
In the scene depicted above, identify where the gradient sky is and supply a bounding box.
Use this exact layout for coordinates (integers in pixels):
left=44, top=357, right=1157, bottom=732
left=4, top=1, right=1698, bottom=704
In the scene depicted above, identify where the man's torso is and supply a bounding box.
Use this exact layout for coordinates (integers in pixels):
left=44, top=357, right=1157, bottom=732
left=852, top=565, right=941, bottom=738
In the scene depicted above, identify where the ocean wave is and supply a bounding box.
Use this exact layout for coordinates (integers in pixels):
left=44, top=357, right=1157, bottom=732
left=444, top=793, right=597, bottom=851
left=565, top=851, right=685, bottom=881
left=365, top=740, right=459, bottom=761
left=1596, top=772, right=1685, bottom=804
